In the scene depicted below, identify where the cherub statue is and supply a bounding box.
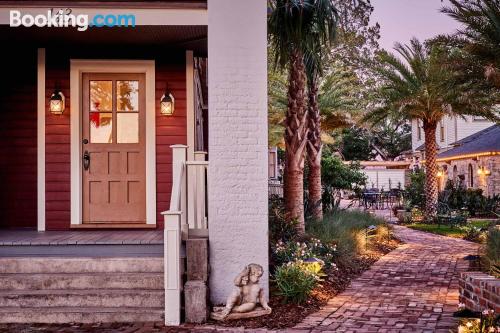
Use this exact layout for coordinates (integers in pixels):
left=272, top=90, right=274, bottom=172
left=211, top=263, right=271, bottom=320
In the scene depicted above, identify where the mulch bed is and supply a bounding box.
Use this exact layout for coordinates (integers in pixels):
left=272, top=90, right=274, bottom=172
left=210, top=237, right=401, bottom=330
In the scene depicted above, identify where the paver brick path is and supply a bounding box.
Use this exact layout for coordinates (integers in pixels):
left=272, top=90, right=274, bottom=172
left=0, top=226, right=480, bottom=333
left=293, top=225, right=479, bottom=333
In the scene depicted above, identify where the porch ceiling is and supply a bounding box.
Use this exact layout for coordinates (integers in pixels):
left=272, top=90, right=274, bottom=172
left=0, top=0, right=207, bottom=9
left=0, top=25, right=207, bottom=55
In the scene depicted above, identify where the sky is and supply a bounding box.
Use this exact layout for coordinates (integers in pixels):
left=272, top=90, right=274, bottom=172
left=370, top=0, right=462, bottom=52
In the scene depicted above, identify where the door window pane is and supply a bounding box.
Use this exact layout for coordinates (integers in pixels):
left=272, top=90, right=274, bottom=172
left=117, top=113, right=139, bottom=143
left=90, top=112, right=113, bottom=143
left=90, top=81, right=112, bottom=112
left=117, top=81, right=139, bottom=111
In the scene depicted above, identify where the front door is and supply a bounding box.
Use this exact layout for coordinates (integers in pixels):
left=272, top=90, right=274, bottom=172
left=82, top=73, right=146, bottom=224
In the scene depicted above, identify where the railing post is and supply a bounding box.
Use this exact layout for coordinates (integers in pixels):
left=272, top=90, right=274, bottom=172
left=187, top=163, right=196, bottom=231
left=170, top=144, right=188, bottom=238
left=194, top=151, right=208, bottom=230
left=162, top=144, right=188, bottom=326
left=162, top=212, right=182, bottom=326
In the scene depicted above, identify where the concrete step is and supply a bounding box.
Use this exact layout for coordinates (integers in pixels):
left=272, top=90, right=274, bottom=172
left=0, top=273, right=163, bottom=290
left=0, top=257, right=163, bottom=274
left=0, top=289, right=164, bottom=308
left=0, top=306, right=164, bottom=323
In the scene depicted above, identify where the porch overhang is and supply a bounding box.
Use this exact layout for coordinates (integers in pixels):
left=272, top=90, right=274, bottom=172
left=0, top=3, right=207, bottom=25
left=0, top=25, right=207, bottom=55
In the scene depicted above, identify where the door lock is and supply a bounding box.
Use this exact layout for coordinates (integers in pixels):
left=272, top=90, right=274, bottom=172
left=83, top=151, right=90, bottom=171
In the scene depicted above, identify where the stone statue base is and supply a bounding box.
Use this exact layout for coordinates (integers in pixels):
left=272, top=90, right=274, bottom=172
left=211, top=306, right=272, bottom=321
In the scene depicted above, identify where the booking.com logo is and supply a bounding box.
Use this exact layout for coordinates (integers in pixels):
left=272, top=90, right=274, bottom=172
left=9, top=9, right=136, bottom=31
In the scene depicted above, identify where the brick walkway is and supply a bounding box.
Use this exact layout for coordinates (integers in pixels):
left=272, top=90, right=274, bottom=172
left=292, top=225, right=479, bottom=333
left=0, top=226, right=480, bottom=333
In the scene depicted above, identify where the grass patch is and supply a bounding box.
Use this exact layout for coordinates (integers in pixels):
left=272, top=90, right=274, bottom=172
left=408, top=220, right=496, bottom=239
left=306, top=210, right=388, bottom=257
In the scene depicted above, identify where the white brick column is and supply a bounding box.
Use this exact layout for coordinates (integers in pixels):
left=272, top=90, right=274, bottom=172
left=207, top=0, right=269, bottom=303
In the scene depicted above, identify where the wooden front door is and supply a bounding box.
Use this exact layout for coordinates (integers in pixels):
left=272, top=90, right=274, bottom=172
left=82, top=73, right=146, bottom=224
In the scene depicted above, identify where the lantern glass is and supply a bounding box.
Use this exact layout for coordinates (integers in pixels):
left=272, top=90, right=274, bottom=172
left=50, top=91, right=65, bottom=115
left=160, top=93, right=174, bottom=115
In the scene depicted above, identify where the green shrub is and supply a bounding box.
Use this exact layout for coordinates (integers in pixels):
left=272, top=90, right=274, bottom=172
left=460, top=225, right=485, bottom=242
left=269, top=196, right=297, bottom=243
left=405, top=170, right=426, bottom=209
left=484, top=195, right=500, bottom=216
left=273, top=263, right=318, bottom=304
left=440, top=180, right=467, bottom=210
left=320, top=155, right=367, bottom=213
left=483, top=228, right=500, bottom=278
left=440, top=180, right=500, bottom=217
left=306, top=210, right=386, bottom=257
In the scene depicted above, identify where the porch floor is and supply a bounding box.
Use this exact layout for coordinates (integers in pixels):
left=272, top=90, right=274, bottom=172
left=0, top=230, right=164, bottom=257
left=0, top=230, right=163, bottom=246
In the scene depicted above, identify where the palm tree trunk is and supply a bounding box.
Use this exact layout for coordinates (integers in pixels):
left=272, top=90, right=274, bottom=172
left=284, top=49, right=308, bottom=234
left=306, top=75, right=323, bottom=221
left=423, top=120, right=439, bottom=219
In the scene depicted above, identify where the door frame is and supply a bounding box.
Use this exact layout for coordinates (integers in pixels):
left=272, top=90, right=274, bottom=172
left=70, top=60, right=156, bottom=226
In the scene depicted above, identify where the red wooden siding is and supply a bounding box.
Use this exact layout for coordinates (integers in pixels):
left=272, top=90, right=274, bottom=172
left=45, top=50, right=71, bottom=230
left=156, top=58, right=187, bottom=228
left=44, top=49, right=186, bottom=230
left=0, top=48, right=37, bottom=229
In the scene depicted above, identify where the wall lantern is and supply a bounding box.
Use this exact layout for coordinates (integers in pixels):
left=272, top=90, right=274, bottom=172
left=436, top=170, right=444, bottom=178
left=477, top=166, right=491, bottom=176
left=49, top=90, right=65, bottom=115
left=160, top=90, right=175, bottom=116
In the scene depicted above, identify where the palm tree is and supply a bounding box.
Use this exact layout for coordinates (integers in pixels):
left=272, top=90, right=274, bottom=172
left=268, top=0, right=338, bottom=232
left=365, top=39, right=498, bottom=219
left=442, top=0, right=500, bottom=87
left=318, top=63, right=362, bottom=136
left=304, top=31, right=338, bottom=222
left=268, top=62, right=358, bottom=148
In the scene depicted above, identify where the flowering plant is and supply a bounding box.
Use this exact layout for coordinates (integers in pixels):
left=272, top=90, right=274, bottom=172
left=272, top=238, right=338, bottom=268
left=458, top=308, right=498, bottom=333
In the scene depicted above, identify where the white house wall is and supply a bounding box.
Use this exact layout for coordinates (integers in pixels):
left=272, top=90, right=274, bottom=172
left=411, top=116, right=494, bottom=152
left=455, top=116, right=494, bottom=142
left=363, top=169, right=408, bottom=190
left=207, top=0, right=269, bottom=303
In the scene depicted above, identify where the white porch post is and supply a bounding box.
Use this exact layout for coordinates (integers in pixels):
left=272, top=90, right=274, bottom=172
left=162, top=144, right=187, bottom=326
left=207, top=0, right=269, bottom=303
left=37, top=48, right=46, bottom=232
left=163, top=211, right=182, bottom=326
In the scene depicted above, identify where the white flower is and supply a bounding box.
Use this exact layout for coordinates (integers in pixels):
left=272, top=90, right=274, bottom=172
left=466, top=321, right=473, bottom=328
left=458, top=303, right=465, bottom=309
left=482, top=309, right=492, bottom=316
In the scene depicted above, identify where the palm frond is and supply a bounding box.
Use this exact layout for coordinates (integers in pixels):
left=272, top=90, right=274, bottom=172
left=442, top=0, right=500, bottom=67
left=366, top=38, right=499, bottom=127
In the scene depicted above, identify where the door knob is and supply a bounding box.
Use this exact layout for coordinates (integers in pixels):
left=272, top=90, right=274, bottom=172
left=83, top=151, right=90, bottom=171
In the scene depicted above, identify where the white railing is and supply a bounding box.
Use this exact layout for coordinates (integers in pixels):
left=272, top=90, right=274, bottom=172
left=187, top=151, right=209, bottom=237
left=269, top=180, right=284, bottom=198
left=161, top=144, right=208, bottom=326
